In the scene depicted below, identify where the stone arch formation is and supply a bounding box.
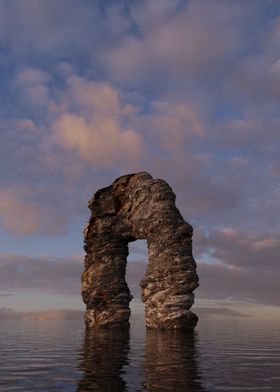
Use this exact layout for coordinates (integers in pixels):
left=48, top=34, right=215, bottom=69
left=82, top=172, right=199, bottom=329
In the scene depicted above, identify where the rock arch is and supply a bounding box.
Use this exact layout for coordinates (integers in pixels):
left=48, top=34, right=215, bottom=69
left=82, top=172, right=199, bottom=329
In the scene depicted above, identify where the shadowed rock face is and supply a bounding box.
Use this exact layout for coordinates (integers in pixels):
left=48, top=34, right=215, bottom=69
left=82, top=172, right=199, bottom=329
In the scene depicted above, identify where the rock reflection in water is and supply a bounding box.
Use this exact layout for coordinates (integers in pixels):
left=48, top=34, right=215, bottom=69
left=143, top=329, right=206, bottom=392
left=77, top=327, right=129, bottom=392
left=77, top=325, right=205, bottom=392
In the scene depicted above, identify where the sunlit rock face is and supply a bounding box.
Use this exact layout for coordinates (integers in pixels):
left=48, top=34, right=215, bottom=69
left=82, top=172, right=199, bottom=329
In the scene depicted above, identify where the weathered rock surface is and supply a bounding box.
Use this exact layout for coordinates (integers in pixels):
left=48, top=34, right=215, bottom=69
left=82, top=172, right=199, bottom=329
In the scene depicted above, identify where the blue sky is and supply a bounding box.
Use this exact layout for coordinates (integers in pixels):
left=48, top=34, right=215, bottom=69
left=0, top=0, right=280, bottom=319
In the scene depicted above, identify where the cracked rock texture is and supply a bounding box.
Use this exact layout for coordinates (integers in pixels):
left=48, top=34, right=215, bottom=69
left=82, top=172, right=199, bottom=329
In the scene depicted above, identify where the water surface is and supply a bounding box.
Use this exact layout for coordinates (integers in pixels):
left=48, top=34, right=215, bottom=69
left=0, top=316, right=279, bottom=391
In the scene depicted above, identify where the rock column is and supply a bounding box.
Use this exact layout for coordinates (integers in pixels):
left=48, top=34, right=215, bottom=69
left=82, top=172, right=199, bottom=329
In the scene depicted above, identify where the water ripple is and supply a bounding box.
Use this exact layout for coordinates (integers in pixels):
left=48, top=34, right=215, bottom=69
left=0, top=318, right=279, bottom=391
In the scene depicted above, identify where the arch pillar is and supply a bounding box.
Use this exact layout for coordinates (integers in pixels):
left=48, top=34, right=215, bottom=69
left=82, top=172, right=199, bottom=329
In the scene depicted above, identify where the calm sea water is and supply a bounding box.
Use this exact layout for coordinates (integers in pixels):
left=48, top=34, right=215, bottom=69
left=0, top=315, right=279, bottom=392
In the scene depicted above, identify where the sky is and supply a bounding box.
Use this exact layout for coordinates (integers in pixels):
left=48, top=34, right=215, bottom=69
left=0, top=0, right=280, bottom=320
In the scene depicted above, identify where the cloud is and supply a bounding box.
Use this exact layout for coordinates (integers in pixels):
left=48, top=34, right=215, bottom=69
left=126, top=260, right=148, bottom=298
left=152, top=100, right=203, bottom=137
left=16, top=119, right=37, bottom=134
left=0, top=307, right=83, bottom=320
left=0, top=188, right=45, bottom=235
left=193, top=306, right=250, bottom=319
left=52, top=75, right=143, bottom=168
left=145, top=100, right=204, bottom=159
left=0, top=187, right=71, bottom=236
left=209, top=112, right=280, bottom=153
left=15, top=67, right=51, bottom=86
left=229, top=14, right=280, bottom=103
left=197, top=262, right=280, bottom=307
left=126, top=226, right=280, bottom=307
left=0, top=1, right=99, bottom=52
left=194, top=228, right=280, bottom=306
left=0, top=252, right=147, bottom=301
left=232, top=55, right=280, bottom=102
left=0, top=2, right=278, bottom=241
left=14, top=67, right=51, bottom=105
left=251, top=238, right=279, bottom=251
left=196, top=228, right=280, bottom=269
left=0, top=308, right=21, bottom=320
left=0, top=253, right=83, bottom=295
left=0, top=68, right=149, bottom=237
left=1, top=236, right=279, bottom=310
left=101, top=0, right=255, bottom=83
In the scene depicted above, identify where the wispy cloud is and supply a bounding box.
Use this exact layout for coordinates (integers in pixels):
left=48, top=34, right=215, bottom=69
left=101, top=0, right=252, bottom=82
left=0, top=253, right=83, bottom=295
left=0, top=307, right=83, bottom=320
left=195, top=228, right=280, bottom=306
left=194, top=306, right=250, bottom=319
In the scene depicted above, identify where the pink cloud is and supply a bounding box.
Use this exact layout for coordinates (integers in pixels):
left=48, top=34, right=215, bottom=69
left=52, top=75, right=143, bottom=168
left=250, top=238, right=279, bottom=251
left=148, top=100, right=204, bottom=155
left=0, top=189, right=44, bottom=235
left=153, top=100, right=203, bottom=134
left=0, top=187, right=70, bottom=236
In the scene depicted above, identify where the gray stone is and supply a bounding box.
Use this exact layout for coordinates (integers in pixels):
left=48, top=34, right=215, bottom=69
left=81, top=172, right=199, bottom=329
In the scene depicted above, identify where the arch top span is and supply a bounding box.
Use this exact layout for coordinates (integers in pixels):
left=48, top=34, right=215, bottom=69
left=82, top=172, right=199, bottom=329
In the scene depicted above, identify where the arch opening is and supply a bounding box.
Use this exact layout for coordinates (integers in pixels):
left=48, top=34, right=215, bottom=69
left=126, top=240, right=148, bottom=317
left=82, top=172, right=199, bottom=329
